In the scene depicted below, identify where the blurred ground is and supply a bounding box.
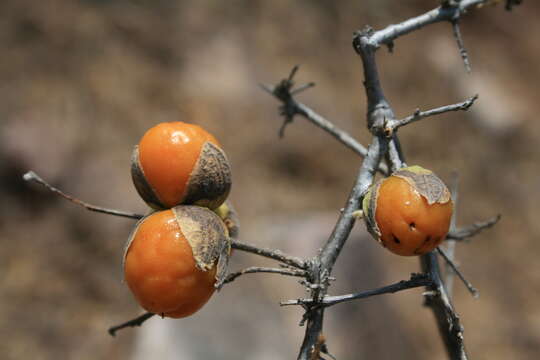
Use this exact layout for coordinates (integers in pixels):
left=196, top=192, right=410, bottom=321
left=1, top=0, right=539, bottom=359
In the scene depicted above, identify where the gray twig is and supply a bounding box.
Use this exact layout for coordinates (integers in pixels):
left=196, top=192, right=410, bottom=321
left=437, top=247, right=479, bottom=298
left=362, top=0, right=488, bottom=50
left=387, top=95, right=478, bottom=133
left=231, top=240, right=307, bottom=270
left=281, top=273, right=432, bottom=307
left=446, top=215, right=501, bottom=240
left=223, top=266, right=307, bottom=284
left=451, top=19, right=471, bottom=72
left=23, top=171, right=144, bottom=220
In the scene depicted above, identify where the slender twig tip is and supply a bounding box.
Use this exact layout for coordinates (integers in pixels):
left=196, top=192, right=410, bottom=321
left=23, top=171, right=36, bottom=181
left=288, top=65, right=300, bottom=82
left=259, top=83, right=275, bottom=95
left=464, top=94, right=479, bottom=109
left=291, top=82, right=316, bottom=95
left=437, top=247, right=478, bottom=297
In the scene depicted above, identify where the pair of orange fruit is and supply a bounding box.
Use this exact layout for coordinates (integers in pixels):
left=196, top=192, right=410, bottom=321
left=124, top=122, right=232, bottom=318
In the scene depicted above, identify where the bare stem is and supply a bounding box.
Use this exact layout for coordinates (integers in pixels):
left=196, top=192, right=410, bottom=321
left=388, top=95, right=478, bottom=132
left=446, top=215, right=501, bottom=240
left=23, top=171, right=144, bottom=220
left=282, top=273, right=432, bottom=307
left=223, top=266, right=307, bottom=284
left=230, top=240, right=307, bottom=270
left=451, top=19, right=471, bottom=72
left=437, top=247, right=479, bottom=298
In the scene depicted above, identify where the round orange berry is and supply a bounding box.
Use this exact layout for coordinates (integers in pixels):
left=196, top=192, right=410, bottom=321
left=123, top=206, right=230, bottom=318
left=131, top=121, right=231, bottom=210
left=362, top=166, right=453, bottom=256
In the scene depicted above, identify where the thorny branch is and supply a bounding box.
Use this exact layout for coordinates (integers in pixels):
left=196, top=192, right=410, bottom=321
left=261, top=71, right=389, bottom=175
left=21, top=0, right=519, bottom=357
left=281, top=273, right=432, bottom=307
left=286, top=1, right=518, bottom=359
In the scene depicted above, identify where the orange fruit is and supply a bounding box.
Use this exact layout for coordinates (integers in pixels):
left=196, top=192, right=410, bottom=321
left=363, top=166, right=453, bottom=256
left=131, top=122, right=231, bottom=210
left=123, top=206, right=229, bottom=318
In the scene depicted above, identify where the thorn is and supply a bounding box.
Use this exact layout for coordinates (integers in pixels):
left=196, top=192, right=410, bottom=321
left=288, top=65, right=300, bottom=83
left=278, top=118, right=292, bottom=138
left=386, top=40, right=395, bottom=53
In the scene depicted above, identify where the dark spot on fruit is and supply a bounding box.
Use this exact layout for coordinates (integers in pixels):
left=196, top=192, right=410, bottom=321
left=425, top=235, right=431, bottom=242
left=409, top=222, right=416, bottom=230
left=392, top=234, right=401, bottom=244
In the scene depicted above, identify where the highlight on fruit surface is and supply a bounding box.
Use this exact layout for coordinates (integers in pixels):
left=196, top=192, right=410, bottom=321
left=362, top=165, right=453, bottom=256
left=123, top=205, right=231, bottom=318
left=131, top=121, right=232, bottom=210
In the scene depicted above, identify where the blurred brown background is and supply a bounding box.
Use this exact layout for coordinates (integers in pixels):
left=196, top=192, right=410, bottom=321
left=1, top=1, right=538, bottom=359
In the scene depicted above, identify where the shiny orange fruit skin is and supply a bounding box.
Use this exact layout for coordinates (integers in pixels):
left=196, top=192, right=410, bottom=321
left=375, top=176, right=453, bottom=256
left=138, top=122, right=220, bottom=208
left=124, top=209, right=216, bottom=318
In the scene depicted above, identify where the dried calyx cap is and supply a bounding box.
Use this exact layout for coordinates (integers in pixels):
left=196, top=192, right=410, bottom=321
left=131, top=121, right=232, bottom=210
left=123, top=205, right=231, bottom=318
left=362, top=165, right=453, bottom=256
